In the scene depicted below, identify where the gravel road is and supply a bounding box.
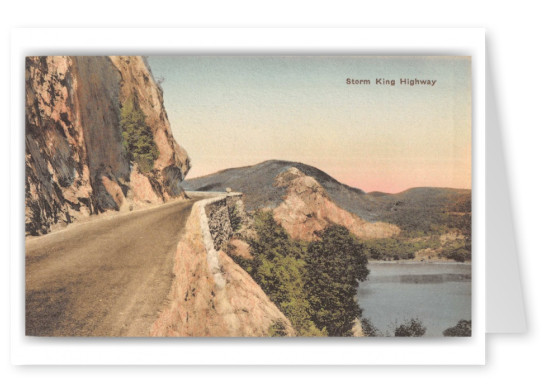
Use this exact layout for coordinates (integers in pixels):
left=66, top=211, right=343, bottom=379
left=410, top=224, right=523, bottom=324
left=25, top=198, right=199, bottom=337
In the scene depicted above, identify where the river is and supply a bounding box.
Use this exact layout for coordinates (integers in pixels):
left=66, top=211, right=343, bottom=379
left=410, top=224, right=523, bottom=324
left=357, top=262, right=471, bottom=337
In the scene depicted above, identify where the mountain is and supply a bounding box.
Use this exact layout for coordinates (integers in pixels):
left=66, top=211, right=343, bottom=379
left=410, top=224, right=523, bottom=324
left=25, top=56, right=191, bottom=235
left=184, top=160, right=471, bottom=237
left=184, top=160, right=378, bottom=221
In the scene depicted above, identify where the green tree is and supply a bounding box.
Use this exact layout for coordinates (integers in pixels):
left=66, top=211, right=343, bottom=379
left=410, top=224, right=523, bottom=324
left=394, top=318, right=426, bottom=337
left=238, top=211, right=326, bottom=336
left=235, top=213, right=370, bottom=337
left=305, top=225, right=369, bottom=336
left=120, top=96, right=159, bottom=173
left=360, top=318, right=381, bottom=337
left=443, top=320, right=472, bottom=336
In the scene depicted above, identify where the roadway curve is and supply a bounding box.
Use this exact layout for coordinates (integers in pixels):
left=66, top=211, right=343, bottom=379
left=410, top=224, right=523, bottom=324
left=25, top=198, right=201, bottom=336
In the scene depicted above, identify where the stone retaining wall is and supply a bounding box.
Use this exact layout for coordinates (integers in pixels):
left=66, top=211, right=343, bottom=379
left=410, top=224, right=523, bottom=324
left=150, top=192, right=295, bottom=337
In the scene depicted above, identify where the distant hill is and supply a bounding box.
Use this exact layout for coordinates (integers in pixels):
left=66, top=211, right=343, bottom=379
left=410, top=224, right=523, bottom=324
left=184, top=160, right=471, bottom=235
left=367, top=187, right=472, bottom=236
left=184, top=160, right=376, bottom=220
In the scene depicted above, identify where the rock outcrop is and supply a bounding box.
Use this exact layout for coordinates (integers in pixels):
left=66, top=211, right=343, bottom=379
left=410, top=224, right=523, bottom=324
left=25, top=56, right=190, bottom=235
left=151, top=196, right=295, bottom=337
left=226, top=238, right=253, bottom=260
left=273, top=167, right=400, bottom=241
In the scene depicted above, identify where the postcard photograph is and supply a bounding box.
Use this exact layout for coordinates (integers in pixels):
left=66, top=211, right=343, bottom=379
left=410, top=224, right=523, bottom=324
left=25, top=55, right=472, bottom=338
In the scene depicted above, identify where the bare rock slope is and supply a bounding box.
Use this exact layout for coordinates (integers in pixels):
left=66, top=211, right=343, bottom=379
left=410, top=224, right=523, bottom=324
left=273, top=167, right=400, bottom=241
left=25, top=56, right=190, bottom=235
left=150, top=199, right=295, bottom=337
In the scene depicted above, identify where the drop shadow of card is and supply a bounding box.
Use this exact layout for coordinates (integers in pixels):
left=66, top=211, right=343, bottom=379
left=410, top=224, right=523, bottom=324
left=486, top=38, right=527, bottom=333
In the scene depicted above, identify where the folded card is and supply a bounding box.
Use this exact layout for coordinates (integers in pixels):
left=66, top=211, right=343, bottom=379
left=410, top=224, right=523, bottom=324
left=11, top=27, right=491, bottom=365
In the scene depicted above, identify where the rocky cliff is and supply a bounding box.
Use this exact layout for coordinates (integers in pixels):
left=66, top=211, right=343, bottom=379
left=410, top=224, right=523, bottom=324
left=151, top=195, right=295, bottom=337
left=25, top=56, right=190, bottom=235
left=273, top=167, right=400, bottom=241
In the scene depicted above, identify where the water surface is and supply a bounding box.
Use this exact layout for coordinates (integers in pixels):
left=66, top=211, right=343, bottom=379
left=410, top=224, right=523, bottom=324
left=357, top=262, right=471, bottom=337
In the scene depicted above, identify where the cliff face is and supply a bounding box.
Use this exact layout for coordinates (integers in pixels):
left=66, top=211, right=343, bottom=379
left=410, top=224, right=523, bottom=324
left=25, top=56, right=190, bottom=235
left=273, top=167, right=400, bottom=241
left=151, top=196, right=295, bottom=337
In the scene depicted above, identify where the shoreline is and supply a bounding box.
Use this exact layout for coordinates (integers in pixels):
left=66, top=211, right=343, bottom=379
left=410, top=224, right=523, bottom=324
left=368, top=259, right=471, bottom=265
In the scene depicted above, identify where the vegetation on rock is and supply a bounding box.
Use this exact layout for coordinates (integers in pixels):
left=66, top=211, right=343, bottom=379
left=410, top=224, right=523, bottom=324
left=120, top=96, right=159, bottom=173
left=236, top=211, right=325, bottom=336
left=394, top=318, right=427, bottom=337
left=439, top=239, right=472, bottom=263
left=233, top=211, right=370, bottom=336
left=362, top=235, right=471, bottom=263
left=370, top=188, right=472, bottom=262
left=363, top=236, right=440, bottom=261
left=443, top=320, right=472, bottom=336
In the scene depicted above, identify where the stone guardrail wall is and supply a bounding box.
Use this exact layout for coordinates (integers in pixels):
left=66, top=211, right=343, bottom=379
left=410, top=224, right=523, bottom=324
left=150, top=191, right=296, bottom=337
left=194, top=192, right=243, bottom=289
left=204, top=195, right=239, bottom=250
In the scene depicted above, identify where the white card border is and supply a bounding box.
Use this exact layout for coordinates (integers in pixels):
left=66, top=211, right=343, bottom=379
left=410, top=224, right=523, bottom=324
left=10, top=27, right=485, bottom=365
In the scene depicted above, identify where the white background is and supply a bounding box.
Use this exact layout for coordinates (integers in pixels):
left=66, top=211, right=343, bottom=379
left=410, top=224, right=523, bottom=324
left=1, top=0, right=548, bottom=389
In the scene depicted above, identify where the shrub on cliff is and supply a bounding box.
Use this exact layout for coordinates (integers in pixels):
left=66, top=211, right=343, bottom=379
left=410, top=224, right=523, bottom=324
left=394, top=318, right=426, bottom=337
left=120, top=97, right=159, bottom=173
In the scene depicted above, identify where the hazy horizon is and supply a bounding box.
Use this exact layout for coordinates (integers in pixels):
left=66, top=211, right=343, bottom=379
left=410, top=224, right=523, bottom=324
left=148, top=56, right=471, bottom=193
left=185, top=158, right=471, bottom=195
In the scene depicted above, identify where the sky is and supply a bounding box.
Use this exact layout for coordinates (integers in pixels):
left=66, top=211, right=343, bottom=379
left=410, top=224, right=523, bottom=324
left=148, top=56, right=471, bottom=193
